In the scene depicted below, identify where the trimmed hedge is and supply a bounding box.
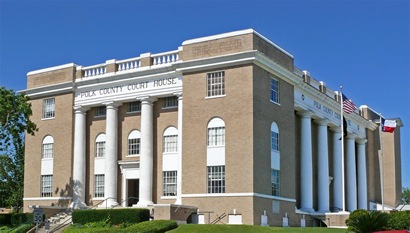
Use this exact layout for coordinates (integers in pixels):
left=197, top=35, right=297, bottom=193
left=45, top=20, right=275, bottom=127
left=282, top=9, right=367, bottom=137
left=10, top=213, right=33, bottom=225
left=72, top=208, right=150, bottom=225
left=124, top=220, right=178, bottom=233
left=0, top=214, right=12, bottom=225
left=388, top=210, right=410, bottom=230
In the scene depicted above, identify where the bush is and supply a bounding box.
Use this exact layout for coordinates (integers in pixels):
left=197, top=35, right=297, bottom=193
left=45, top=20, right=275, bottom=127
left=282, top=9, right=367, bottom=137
left=388, top=210, right=410, bottom=230
left=124, top=220, right=178, bottom=233
left=346, top=210, right=390, bottom=233
left=72, top=208, right=150, bottom=225
left=0, top=214, right=12, bottom=225
left=10, top=213, right=33, bottom=225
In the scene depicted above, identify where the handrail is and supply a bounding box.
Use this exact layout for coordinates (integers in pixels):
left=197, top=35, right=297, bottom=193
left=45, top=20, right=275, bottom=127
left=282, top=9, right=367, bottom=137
left=112, top=197, right=139, bottom=209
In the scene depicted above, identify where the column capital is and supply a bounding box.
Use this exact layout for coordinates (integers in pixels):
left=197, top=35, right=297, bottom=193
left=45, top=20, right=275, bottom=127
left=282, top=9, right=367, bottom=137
left=73, top=105, right=90, bottom=113
left=346, top=133, right=356, bottom=140
left=173, top=92, right=183, bottom=100
left=298, top=110, right=312, bottom=118
left=102, top=101, right=122, bottom=108
left=356, top=138, right=367, bottom=145
left=138, top=96, right=158, bottom=104
left=315, top=119, right=328, bottom=126
left=330, top=126, right=342, bottom=133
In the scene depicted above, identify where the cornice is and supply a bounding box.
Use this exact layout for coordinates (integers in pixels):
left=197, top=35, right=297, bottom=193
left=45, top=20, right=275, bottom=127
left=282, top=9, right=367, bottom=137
left=20, top=82, right=73, bottom=99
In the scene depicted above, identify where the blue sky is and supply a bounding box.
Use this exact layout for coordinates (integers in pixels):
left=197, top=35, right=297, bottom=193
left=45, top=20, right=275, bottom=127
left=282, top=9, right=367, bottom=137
left=0, top=0, right=409, bottom=188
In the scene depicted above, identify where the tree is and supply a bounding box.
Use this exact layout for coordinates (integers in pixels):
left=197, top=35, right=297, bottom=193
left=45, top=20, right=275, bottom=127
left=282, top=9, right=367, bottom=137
left=0, top=86, right=37, bottom=210
left=403, top=187, right=410, bottom=205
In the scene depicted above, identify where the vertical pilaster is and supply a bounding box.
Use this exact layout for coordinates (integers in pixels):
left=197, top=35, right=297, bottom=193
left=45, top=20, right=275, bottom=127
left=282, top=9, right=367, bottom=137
left=137, top=97, right=157, bottom=206
left=72, top=106, right=89, bottom=208
left=357, top=139, right=368, bottom=210
left=316, top=119, right=329, bottom=213
left=331, top=128, right=343, bottom=211
left=346, top=134, right=357, bottom=211
left=175, top=93, right=183, bottom=205
left=299, top=111, right=314, bottom=212
left=104, top=101, right=121, bottom=207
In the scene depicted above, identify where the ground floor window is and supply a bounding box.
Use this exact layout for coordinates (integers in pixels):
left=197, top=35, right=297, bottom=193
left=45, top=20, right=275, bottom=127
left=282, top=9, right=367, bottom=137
left=207, top=166, right=225, bottom=193
left=41, top=175, right=53, bottom=197
left=94, top=174, right=105, bottom=198
left=163, top=171, right=177, bottom=196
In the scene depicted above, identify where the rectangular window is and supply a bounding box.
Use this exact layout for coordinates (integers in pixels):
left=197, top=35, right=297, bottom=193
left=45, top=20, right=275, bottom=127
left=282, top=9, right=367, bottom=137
left=208, top=127, right=225, bottom=146
left=270, top=79, right=279, bottom=104
left=42, top=143, right=54, bottom=159
left=95, top=106, right=106, bottom=117
left=163, top=171, right=177, bottom=196
left=42, top=98, right=55, bottom=119
left=95, top=142, right=105, bottom=158
left=128, top=138, right=140, bottom=155
left=207, top=71, right=225, bottom=97
left=207, top=166, right=225, bottom=193
left=94, top=174, right=105, bottom=198
left=271, top=131, right=279, bottom=151
left=127, top=101, right=141, bottom=113
left=162, top=96, right=178, bottom=108
left=41, top=175, right=53, bottom=197
left=163, top=135, right=178, bottom=152
left=271, top=169, right=280, bottom=196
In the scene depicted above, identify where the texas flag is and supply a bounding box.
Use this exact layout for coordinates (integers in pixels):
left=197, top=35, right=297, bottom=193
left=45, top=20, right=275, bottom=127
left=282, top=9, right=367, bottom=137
left=382, top=119, right=396, bottom=133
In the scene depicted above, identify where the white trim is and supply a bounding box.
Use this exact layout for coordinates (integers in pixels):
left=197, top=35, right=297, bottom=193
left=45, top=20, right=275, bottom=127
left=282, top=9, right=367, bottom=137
left=23, top=197, right=72, bottom=201
left=160, top=196, right=177, bottom=200
left=27, top=63, right=77, bottom=76
left=181, top=192, right=296, bottom=203
left=20, top=82, right=73, bottom=98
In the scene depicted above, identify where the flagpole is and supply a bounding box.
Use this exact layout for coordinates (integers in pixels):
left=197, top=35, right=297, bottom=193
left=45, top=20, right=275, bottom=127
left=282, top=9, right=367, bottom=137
left=378, top=113, right=385, bottom=212
left=340, top=86, right=346, bottom=212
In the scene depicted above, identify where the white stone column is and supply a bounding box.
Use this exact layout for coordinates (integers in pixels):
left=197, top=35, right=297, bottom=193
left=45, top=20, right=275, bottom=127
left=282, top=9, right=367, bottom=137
left=104, top=102, right=121, bottom=207
left=346, top=134, right=357, bottom=211
left=175, top=93, right=183, bottom=205
left=357, top=139, right=368, bottom=210
left=299, top=112, right=314, bottom=212
left=137, top=97, right=157, bottom=206
left=316, top=120, right=329, bottom=213
left=72, top=106, right=89, bottom=209
left=331, top=128, right=343, bottom=211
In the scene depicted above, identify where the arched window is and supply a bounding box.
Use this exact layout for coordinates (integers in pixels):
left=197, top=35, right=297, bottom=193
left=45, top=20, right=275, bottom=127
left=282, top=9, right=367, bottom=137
left=128, top=130, right=141, bottom=156
left=95, top=134, right=106, bottom=158
left=207, top=118, right=225, bottom=146
left=42, top=135, right=54, bottom=159
left=271, top=122, right=279, bottom=152
left=163, top=127, right=178, bottom=153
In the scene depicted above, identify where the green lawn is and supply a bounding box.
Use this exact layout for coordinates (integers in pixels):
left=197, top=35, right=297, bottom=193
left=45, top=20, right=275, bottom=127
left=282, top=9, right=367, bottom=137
left=168, top=224, right=347, bottom=233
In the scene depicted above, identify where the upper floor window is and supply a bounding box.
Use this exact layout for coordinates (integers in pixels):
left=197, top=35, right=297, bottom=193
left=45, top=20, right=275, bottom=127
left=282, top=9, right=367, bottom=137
left=270, top=78, right=279, bottom=104
left=95, top=106, right=106, bottom=117
left=42, top=98, right=55, bottom=119
left=207, top=118, right=225, bottom=146
left=95, top=134, right=106, bottom=158
left=41, top=175, right=53, bottom=197
left=207, top=71, right=225, bottom=97
left=163, top=96, right=178, bottom=108
left=163, top=127, right=178, bottom=152
left=271, top=122, right=279, bottom=152
left=128, top=130, right=141, bottom=156
left=128, top=101, right=141, bottom=113
left=42, top=135, right=54, bottom=159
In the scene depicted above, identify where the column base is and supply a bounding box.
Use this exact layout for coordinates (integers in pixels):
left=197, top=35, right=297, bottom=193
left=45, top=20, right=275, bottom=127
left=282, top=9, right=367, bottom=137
left=135, top=200, right=154, bottom=207
left=299, top=207, right=315, bottom=213
left=317, top=209, right=330, bottom=213
left=100, top=199, right=119, bottom=208
left=70, top=200, right=87, bottom=209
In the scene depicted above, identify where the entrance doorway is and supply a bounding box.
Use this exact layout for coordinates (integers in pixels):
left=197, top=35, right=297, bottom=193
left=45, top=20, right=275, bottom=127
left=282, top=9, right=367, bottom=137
left=127, top=179, right=139, bottom=206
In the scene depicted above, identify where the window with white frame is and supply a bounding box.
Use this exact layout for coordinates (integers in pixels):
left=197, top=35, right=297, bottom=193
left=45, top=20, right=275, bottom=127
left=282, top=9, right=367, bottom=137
left=95, top=134, right=106, bottom=158
left=207, top=166, right=225, bottom=193
left=270, top=78, right=279, bottom=104
left=271, top=131, right=279, bottom=152
left=42, top=135, right=54, bottom=159
left=41, top=175, right=53, bottom=197
left=163, top=171, right=177, bottom=196
left=207, top=118, right=225, bottom=146
left=207, top=71, right=225, bottom=97
left=271, top=169, right=280, bottom=196
left=162, top=96, right=178, bottom=108
left=42, top=98, right=55, bottom=119
left=95, top=106, right=106, bottom=117
left=163, top=127, right=178, bottom=152
left=128, top=130, right=141, bottom=156
left=128, top=101, right=141, bottom=113
left=94, top=174, right=105, bottom=198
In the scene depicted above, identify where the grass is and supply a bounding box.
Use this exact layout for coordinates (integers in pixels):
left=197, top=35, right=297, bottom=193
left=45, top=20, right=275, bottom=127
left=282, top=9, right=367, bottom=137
left=167, top=224, right=348, bottom=233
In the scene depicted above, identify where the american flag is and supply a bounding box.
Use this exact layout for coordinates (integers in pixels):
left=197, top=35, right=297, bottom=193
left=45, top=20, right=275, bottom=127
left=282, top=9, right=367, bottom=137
left=342, top=94, right=358, bottom=114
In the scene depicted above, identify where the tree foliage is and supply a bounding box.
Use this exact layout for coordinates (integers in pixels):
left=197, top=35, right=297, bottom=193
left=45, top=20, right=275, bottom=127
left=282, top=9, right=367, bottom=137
left=0, top=86, right=37, bottom=210
left=402, top=187, right=410, bottom=205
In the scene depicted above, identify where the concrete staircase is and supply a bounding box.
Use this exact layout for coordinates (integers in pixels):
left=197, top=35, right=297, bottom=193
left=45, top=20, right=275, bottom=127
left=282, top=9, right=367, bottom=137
left=38, top=209, right=72, bottom=233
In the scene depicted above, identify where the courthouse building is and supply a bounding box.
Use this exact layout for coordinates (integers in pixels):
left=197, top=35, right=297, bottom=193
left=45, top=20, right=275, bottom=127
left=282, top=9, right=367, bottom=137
left=22, top=29, right=403, bottom=226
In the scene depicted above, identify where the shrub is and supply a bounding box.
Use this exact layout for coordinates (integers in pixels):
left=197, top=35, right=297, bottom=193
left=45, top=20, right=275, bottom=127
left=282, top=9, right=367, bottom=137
left=72, top=208, right=150, bottom=225
left=124, top=220, right=178, bottom=233
left=388, top=210, right=410, bottom=230
left=346, top=210, right=390, bottom=233
left=0, top=214, right=12, bottom=225
left=10, top=213, right=33, bottom=225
